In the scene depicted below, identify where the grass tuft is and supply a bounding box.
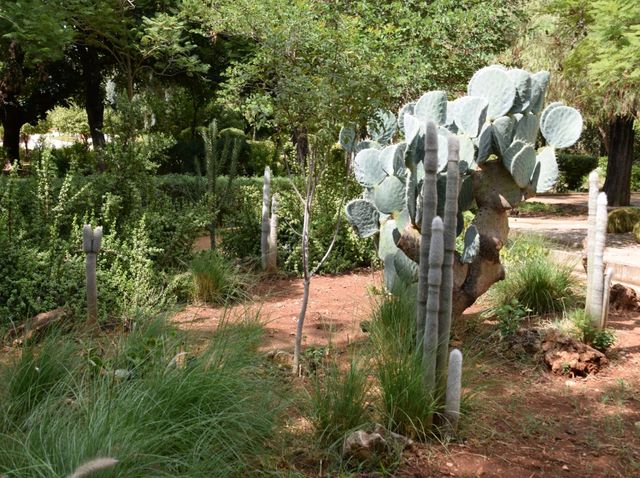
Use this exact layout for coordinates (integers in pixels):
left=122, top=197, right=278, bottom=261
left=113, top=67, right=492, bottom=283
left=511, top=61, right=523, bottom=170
left=190, top=250, right=249, bottom=305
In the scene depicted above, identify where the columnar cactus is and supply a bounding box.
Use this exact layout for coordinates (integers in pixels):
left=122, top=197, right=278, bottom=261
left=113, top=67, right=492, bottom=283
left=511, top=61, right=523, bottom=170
left=587, top=192, right=609, bottom=326
left=82, top=224, right=103, bottom=326
left=267, top=193, right=278, bottom=272
left=423, top=216, right=444, bottom=393
left=261, top=166, right=271, bottom=270
left=444, top=348, right=463, bottom=435
left=585, top=170, right=599, bottom=311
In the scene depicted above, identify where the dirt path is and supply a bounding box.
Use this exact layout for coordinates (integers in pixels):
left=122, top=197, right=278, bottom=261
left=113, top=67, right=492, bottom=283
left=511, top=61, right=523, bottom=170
left=173, top=269, right=382, bottom=350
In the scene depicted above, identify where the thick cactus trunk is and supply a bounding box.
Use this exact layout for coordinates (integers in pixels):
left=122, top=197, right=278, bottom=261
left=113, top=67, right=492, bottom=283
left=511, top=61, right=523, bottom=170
left=417, top=122, right=439, bottom=345
left=261, top=166, right=272, bottom=270
left=437, top=136, right=460, bottom=385
left=424, top=217, right=444, bottom=393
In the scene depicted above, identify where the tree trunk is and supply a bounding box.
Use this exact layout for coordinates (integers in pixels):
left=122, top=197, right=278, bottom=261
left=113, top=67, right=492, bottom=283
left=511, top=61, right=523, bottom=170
left=603, top=115, right=635, bottom=207
left=81, top=47, right=106, bottom=150
left=1, top=100, right=23, bottom=162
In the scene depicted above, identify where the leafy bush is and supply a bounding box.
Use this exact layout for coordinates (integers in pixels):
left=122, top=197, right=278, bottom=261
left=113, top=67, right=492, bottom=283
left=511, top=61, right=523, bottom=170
left=493, top=299, right=531, bottom=338
left=556, top=153, right=598, bottom=191
left=565, top=309, right=616, bottom=352
left=0, top=318, right=283, bottom=477
left=191, top=250, right=248, bottom=304
left=607, top=207, right=640, bottom=233
left=493, top=236, right=578, bottom=315
left=309, top=359, right=371, bottom=446
left=369, top=291, right=437, bottom=439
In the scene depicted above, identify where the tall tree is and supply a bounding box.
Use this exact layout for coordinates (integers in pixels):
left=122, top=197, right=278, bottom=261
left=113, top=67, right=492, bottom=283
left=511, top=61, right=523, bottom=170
left=510, top=0, right=638, bottom=205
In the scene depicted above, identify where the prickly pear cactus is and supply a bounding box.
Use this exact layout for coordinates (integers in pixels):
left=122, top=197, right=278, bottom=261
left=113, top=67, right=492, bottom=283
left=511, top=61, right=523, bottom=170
left=341, top=66, right=583, bottom=312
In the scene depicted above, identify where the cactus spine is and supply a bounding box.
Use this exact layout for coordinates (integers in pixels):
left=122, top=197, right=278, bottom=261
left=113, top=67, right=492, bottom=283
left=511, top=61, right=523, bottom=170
left=444, top=348, right=463, bottom=435
left=261, top=166, right=272, bottom=270
left=587, top=192, right=608, bottom=326
left=437, top=136, right=460, bottom=384
left=417, top=122, right=439, bottom=345
left=267, top=193, right=278, bottom=272
left=82, top=224, right=103, bottom=326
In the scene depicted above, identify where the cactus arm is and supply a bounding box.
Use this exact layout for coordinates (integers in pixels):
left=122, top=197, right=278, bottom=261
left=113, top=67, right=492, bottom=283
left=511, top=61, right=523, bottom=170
left=588, top=192, right=608, bottom=325
left=437, top=136, right=460, bottom=385
left=600, top=267, right=614, bottom=329
left=424, top=216, right=444, bottom=394
left=444, top=348, right=463, bottom=435
left=585, top=170, right=599, bottom=313
left=261, top=166, right=272, bottom=271
left=417, top=121, right=439, bottom=346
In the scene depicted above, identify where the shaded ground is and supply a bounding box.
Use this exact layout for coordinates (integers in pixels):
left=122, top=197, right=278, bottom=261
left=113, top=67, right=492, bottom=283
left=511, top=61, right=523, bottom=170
left=173, top=193, right=640, bottom=477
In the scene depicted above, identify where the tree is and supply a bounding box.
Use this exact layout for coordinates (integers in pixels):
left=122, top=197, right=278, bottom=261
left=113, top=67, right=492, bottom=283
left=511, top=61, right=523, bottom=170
left=509, top=0, right=639, bottom=205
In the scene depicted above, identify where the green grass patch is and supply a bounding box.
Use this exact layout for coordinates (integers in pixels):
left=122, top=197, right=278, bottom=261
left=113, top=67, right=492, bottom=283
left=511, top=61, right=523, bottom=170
left=190, top=250, right=249, bottom=305
left=0, top=318, right=283, bottom=477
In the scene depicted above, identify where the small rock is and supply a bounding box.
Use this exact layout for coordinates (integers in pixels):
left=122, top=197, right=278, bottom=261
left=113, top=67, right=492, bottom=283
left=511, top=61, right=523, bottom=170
left=562, top=465, right=569, bottom=471
left=342, top=430, right=388, bottom=462
left=446, top=462, right=454, bottom=467
left=542, top=331, right=608, bottom=376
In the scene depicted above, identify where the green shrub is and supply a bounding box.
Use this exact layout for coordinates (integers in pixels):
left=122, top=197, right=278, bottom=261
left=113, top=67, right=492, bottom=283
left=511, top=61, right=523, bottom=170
left=493, top=237, right=578, bottom=315
left=0, top=318, right=283, bottom=477
left=309, top=359, right=371, bottom=446
left=246, top=139, right=277, bottom=175
left=607, top=207, right=640, bottom=233
left=369, top=291, right=437, bottom=439
left=633, top=222, right=640, bottom=243
left=191, top=250, right=248, bottom=304
left=556, top=153, right=598, bottom=191
left=565, top=309, right=616, bottom=352
left=493, top=299, right=531, bottom=338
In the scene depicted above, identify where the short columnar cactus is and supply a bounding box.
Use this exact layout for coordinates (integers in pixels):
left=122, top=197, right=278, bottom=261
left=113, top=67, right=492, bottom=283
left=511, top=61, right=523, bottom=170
left=586, top=192, right=609, bottom=326
left=267, top=193, right=278, bottom=272
left=82, top=224, right=103, bottom=326
left=444, top=348, right=463, bottom=434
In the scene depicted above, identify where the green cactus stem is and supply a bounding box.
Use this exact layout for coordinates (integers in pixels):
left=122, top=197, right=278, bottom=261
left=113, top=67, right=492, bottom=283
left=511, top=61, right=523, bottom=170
left=424, top=216, right=444, bottom=394
left=417, top=121, right=439, bottom=346
left=262, top=166, right=271, bottom=271
left=437, top=136, right=460, bottom=385
left=444, top=348, right=463, bottom=435
left=83, top=224, right=103, bottom=327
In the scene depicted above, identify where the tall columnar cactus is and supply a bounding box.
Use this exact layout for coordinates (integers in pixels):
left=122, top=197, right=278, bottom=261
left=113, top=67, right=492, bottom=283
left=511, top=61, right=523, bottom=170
left=261, top=166, right=272, bottom=270
left=202, top=120, right=240, bottom=251
left=423, top=216, right=444, bottom=393
left=82, top=224, right=103, bottom=326
left=587, top=192, right=609, bottom=326
left=585, top=170, right=599, bottom=311
left=267, top=193, right=278, bottom=272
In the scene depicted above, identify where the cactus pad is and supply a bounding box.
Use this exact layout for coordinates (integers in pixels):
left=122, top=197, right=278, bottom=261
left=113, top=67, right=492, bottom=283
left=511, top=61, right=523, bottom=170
left=345, top=199, right=380, bottom=238
left=398, top=102, right=416, bottom=135
left=532, top=146, right=558, bottom=193
left=374, top=175, right=406, bottom=213
left=540, top=105, right=583, bottom=149
left=510, top=143, right=537, bottom=188
left=467, top=66, right=516, bottom=119
left=339, top=125, right=357, bottom=152
left=353, top=148, right=387, bottom=187
left=476, top=123, right=493, bottom=164
left=355, top=140, right=382, bottom=154
left=414, top=91, right=448, bottom=125
left=449, top=96, right=489, bottom=138
left=380, top=142, right=407, bottom=177
left=514, top=112, right=539, bottom=145
left=529, top=71, right=550, bottom=114
left=492, top=116, right=516, bottom=156
left=367, top=110, right=398, bottom=145
left=507, top=69, right=532, bottom=114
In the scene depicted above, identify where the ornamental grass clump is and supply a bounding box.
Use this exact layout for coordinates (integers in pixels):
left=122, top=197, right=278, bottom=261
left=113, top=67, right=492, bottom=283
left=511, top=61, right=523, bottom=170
left=190, top=250, right=248, bottom=304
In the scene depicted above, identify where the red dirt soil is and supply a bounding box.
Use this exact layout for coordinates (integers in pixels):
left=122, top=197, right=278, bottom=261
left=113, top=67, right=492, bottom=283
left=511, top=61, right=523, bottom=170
left=172, top=269, right=640, bottom=478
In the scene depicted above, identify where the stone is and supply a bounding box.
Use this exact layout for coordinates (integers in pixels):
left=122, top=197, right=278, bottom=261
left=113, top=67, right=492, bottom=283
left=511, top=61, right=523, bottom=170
left=542, top=331, right=608, bottom=376
left=609, top=284, right=640, bottom=313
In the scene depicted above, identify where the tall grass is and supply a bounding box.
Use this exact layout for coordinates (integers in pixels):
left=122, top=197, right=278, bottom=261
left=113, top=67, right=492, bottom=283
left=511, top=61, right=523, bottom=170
left=0, top=318, right=282, bottom=477
left=190, top=250, right=248, bottom=305
left=369, top=291, right=437, bottom=439
left=309, top=359, right=371, bottom=446
left=492, top=235, right=578, bottom=315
